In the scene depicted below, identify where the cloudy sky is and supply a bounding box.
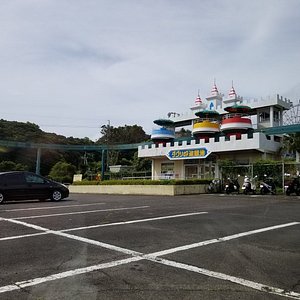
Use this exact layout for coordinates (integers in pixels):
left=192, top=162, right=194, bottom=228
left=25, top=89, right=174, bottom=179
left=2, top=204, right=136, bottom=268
left=1, top=0, right=300, bottom=140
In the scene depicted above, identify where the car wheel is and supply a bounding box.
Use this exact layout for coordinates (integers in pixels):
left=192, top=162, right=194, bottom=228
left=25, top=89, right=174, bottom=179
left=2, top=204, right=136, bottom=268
left=51, top=190, right=62, bottom=201
left=0, top=192, right=5, bottom=204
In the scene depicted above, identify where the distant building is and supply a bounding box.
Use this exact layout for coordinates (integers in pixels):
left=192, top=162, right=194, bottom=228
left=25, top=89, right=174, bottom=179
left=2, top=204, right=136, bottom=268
left=138, top=82, right=292, bottom=180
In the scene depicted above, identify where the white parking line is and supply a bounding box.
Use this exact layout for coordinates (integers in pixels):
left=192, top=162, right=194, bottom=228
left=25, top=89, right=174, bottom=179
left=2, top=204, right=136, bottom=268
left=0, top=212, right=208, bottom=241
left=149, top=222, right=300, bottom=257
left=0, top=232, right=48, bottom=241
left=0, top=211, right=207, bottom=241
left=0, top=257, right=142, bottom=294
left=0, top=218, right=299, bottom=298
left=11, top=206, right=150, bottom=220
left=145, top=256, right=300, bottom=299
left=0, top=218, right=143, bottom=256
left=62, top=212, right=208, bottom=232
left=2, top=202, right=106, bottom=212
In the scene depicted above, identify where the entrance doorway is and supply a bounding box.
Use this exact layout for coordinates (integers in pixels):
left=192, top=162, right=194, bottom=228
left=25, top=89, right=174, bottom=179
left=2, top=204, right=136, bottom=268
left=185, top=165, right=198, bottom=179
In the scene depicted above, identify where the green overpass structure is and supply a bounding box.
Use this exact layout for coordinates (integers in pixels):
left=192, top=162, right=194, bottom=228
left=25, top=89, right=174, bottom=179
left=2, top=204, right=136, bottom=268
left=0, top=123, right=299, bottom=177
left=0, top=139, right=150, bottom=178
left=255, top=124, right=300, bottom=135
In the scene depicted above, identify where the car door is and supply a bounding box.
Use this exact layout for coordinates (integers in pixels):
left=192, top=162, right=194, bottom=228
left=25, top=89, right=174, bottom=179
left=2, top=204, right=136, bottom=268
left=2, top=173, right=27, bottom=200
left=24, top=172, right=51, bottom=200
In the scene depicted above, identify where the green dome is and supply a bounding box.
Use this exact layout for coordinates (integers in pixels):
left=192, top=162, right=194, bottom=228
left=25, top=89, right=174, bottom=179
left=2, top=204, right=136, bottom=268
left=224, top=104, right=252, bottom=113
left=153, top=118, right=175, bottom=127
left=195, top=109, right=220, bottom=118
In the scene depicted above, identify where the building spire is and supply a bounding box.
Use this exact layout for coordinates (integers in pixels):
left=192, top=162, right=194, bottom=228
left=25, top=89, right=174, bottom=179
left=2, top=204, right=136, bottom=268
left=195, top=89, right=202, bottom=105
left=228, top=80, right=236, bottom=98
left=211, top=79, right=219, bottom=96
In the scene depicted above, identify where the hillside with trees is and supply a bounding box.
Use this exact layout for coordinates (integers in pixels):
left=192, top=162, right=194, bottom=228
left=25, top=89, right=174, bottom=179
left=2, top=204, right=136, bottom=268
left=0, top=119, right=151, bottom=181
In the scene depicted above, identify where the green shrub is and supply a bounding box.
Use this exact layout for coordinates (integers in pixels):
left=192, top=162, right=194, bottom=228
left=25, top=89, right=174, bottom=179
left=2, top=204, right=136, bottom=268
left=0, top=160, right=28, bottom=171
left=49, top=161, right=76, bottom=183
left=72, top=179, right=211, bottom=186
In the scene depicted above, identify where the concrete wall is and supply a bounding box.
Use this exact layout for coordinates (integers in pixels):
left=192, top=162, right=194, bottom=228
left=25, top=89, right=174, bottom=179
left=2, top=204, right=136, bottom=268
left=69, top=184, right=207, bottom=196
left=138, top=132, right=281, bottom=159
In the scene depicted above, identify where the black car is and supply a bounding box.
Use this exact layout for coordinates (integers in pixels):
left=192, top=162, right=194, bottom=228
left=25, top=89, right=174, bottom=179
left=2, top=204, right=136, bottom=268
left=0, top=171, right=69, bottom=204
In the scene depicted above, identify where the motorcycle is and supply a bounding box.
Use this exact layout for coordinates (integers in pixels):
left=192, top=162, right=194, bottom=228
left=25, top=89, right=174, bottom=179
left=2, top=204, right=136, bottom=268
left=225, top=177, right=240, bottom=194
left=242, top=176, right=257, bottom=195
left=207, top=179, right=222, bottom=193
left=260, top=176, right=276, bottom=195
left=286, top=177, right=300, bottom=196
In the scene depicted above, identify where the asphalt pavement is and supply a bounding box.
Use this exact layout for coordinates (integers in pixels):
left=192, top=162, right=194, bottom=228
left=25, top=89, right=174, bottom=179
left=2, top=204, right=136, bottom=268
left=0, top=193, right=299, bottom=299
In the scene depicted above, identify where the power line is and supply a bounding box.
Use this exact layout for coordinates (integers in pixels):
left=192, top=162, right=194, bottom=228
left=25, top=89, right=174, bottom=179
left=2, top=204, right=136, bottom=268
left=39, top=124, right=101, bottom=129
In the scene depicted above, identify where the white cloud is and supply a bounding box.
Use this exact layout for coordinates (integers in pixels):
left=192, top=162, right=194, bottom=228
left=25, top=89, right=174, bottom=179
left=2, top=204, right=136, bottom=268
left=0, top=0, right=299, bottom=138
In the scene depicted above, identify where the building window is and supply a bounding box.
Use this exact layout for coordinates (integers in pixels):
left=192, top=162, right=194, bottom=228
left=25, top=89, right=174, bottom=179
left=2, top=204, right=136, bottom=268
left=274, top=136, right=281, bottom=142
left=161, top=163, right=174, bottom=179
left=274, top=111, right=280, bottom=122
left=259, top=112, right=270, bottom=122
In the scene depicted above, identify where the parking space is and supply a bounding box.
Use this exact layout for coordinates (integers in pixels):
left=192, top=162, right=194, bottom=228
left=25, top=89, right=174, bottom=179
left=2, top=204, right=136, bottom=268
left=0, top=193, right=299, bottom=299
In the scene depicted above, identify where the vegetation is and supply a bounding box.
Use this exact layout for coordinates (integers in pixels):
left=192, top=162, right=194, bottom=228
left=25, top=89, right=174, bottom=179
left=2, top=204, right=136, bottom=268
left=0, top=119, right=151, bottom=180
left=281, top=133, right=300, bottom=158
left=0, top=119, right=298, bottom=185
left=0, top=160, right=27, bottom=172
left=48, top=161, right=77, bottom=183
left=97, top=124, right=150, bottom=144
left=175, top=128, right=192, bottom=138
left=73, top=179, right=211, bottom=186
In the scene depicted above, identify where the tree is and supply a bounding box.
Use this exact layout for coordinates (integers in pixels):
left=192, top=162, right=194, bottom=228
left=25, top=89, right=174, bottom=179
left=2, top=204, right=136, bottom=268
left=97, top=124, right=150, bottom=144
left=96, top=124, right=150, bottom=169
left=175, top=128, right=192, bottom=138
left=0, top=160, right=27, bottom=171
left=281, top=133, right=300, bottom=160
left=131, top=152, right=151, bottom=171
left=49, top=161, right=76, bottom=183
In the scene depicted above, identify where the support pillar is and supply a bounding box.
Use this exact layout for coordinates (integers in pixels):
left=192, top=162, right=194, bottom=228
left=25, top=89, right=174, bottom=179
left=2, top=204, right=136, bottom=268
left=101, top=149, right=106, bottom=180
left=35, top=148, right=41, bottom=175
left=270, top=106, right=274, bottom=141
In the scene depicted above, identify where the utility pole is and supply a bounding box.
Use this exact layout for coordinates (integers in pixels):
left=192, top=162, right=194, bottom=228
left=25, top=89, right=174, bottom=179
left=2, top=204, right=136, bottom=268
left=101, top=120, right=111, bottom=181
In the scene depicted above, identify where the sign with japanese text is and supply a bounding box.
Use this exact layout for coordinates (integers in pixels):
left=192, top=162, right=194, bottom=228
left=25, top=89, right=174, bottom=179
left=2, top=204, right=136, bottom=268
left=167, top=148, right=210, bottom=160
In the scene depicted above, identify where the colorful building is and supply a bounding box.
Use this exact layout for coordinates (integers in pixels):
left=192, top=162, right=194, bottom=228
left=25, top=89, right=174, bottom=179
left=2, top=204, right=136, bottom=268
left=138, top=82, right=292, bottom=180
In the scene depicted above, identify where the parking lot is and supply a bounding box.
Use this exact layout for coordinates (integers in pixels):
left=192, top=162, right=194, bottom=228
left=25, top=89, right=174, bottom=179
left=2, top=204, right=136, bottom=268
left=0, top=193, right=299, bottom=299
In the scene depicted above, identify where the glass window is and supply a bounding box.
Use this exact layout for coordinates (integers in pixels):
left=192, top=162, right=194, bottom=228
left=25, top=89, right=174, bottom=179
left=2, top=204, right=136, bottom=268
left=25, top=173, right=45, bottom=184
left=274, top=111, right=279, bottom=122
left=3, top=173, right=24, bottom=185
left=259, top=112, right=270, bottom=122
left=184, top=159, right=199, bottom=165
left=161, top=163, right=174, bottom=174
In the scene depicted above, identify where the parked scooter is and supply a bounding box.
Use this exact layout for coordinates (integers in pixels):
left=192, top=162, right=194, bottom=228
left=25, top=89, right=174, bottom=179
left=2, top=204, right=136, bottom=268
left=286, top=177, right=300, bottom=196
left=207, top=179, right=222, bottom=193
left=260, top=176, right=276, bottom=195
left=225, top=177, right=240, bottom=194
left=242, top=176, right=257, bottom=195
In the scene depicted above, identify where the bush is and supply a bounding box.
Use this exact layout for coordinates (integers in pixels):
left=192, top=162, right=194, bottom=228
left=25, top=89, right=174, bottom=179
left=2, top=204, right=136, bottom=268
left=72, top=179, right=211, bottom=186
left=0, top=160, right=28, bottom=171
left=49, top=161, right=76, bottom=183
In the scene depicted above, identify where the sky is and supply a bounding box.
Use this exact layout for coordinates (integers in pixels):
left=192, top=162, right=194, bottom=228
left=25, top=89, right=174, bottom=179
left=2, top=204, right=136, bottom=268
left=1, top=0, right=300, bottom=140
